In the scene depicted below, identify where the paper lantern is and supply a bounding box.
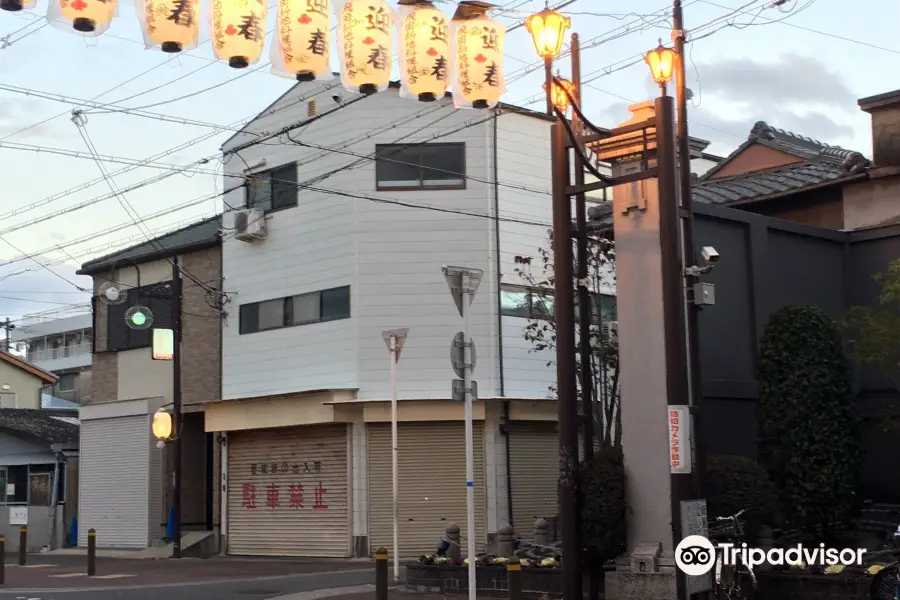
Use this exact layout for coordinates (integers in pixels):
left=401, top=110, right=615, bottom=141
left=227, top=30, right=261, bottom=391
left=211, top=0, right=267, bottom=68
left=271, top=0, right=332, bottom=81
left=48, top=0, right=116, bottom=35
left=397, top=2, right=450, bottom=103
left=1, top=0, right=37, bottom=13
left=136, top=0, right=200, bottom=52
left=450, top=13, right=505, bottom=109
left=335, top=0, right=393, bottom=95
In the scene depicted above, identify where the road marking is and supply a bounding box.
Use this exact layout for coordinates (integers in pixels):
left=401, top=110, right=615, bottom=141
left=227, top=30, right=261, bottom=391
left=48, top=572, right=87, bottom=578
left=91, top=574, right=134, bottom=579
left=9, top=564, right=56, bottom=568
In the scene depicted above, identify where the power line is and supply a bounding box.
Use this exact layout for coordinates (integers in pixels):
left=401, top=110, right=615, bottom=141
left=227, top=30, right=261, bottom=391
left=0, top=236, right=88, bottom=292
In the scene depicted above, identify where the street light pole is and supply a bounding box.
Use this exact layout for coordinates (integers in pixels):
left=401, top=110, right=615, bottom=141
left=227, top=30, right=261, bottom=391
left=544, top=58, right=554, bottom=116
left=171, top=258, right=183, bottom=559
left=382, top=327, right=408, bottom=583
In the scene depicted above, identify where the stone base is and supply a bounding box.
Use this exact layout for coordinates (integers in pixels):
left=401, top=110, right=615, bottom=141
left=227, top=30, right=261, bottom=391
left=604, top=543, right=678, bottom=600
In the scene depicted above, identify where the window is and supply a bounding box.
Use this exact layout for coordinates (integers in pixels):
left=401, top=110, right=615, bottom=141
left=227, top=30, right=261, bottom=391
left=0, top=465, right=64, bottom=506
left=246, top=163, right=298, bottom=212
left=239, top=286, right=351, bottom=334
left=5, top=465, right=27, bottom=504
left=29, top=465, right=52, bottom=507
left=375, top=143, right=466, bottom=190
left=500, top=284, right=616, bottom=324
left=106, top=282, right=172, bottom=352
left=56, top=373, right=76, bottom=393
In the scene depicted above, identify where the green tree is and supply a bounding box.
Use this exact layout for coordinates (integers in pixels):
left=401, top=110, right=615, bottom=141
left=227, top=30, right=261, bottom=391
left=758, top=304, right=860, bottom=539
left=515, top=236, right=621, bottom=448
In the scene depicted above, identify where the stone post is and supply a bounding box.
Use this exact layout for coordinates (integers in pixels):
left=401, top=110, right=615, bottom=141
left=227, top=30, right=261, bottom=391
left=533, top=519, right=551, bottom=547
left=496, top=524, right=514, bottom=558
left=446, top=523, right=462, bottom=563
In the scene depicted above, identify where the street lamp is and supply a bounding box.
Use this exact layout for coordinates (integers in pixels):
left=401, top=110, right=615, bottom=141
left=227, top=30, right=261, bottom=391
left=525, top=5, right=570, bottom=115
left=543, top=74, right=576, bottom=115
left=644, top=41, right=676, bottom=96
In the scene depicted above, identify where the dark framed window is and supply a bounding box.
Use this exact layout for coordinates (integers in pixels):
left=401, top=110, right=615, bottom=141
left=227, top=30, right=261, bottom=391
left=375, top=143, right=466, bottom=191
left=246, top=162, right=298, bottom=213
left=106, top=282, right=173, bottom=352
left=239, top=286, right=351, bottom=335
left=500, top=284, right=616, bottom=324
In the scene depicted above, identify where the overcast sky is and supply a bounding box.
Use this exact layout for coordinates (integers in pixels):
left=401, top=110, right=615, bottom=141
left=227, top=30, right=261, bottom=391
left=0, top=0, right=896, bottom=324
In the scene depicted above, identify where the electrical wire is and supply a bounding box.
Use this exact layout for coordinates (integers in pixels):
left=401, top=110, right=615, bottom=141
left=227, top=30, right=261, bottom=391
left=0, top=236, right=88, bottom=293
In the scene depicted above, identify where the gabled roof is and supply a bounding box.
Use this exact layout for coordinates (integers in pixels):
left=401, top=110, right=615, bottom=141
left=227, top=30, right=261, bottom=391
left=78, top=217, right=221, bottom=276
left=0, top=352, right=57, bottom=384
left=0, top=408, right=78, bottom=447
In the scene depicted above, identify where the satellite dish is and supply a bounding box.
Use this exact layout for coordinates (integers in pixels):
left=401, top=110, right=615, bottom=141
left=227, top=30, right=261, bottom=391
left=125, top=305, right=153, bottom=330
left=98, top=281, right=127, bottom=306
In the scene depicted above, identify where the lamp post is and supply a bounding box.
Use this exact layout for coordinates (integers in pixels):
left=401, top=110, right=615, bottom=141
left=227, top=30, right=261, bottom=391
left=525, top=5, right=570, bottom=116
left=645, top=41, right=677, bottom=98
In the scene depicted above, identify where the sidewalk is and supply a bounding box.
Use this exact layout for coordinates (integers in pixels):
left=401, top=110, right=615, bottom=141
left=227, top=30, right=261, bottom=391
left=0, top=554, right=371, bottom=589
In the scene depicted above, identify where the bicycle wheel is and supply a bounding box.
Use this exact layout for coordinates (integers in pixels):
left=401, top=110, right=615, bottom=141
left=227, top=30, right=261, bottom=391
left=871, top=563, right=900, bottom=600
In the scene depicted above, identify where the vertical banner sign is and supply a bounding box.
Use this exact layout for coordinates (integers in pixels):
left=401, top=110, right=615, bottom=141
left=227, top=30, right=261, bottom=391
left=450, top=11, right=505, bottom=109
left=271, top=0, right=332, bottom=81
left=335, top=0, right=393, bottom=95
left=152, top=328, right=175, bottom=361
left=668, top=405, right=692, bottom=474
left=211, top=0, right=267, bottom=68
left=397, top=2, right=450, bottom=102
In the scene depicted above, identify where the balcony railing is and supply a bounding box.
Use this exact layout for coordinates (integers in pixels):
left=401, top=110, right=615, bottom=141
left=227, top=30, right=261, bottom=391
left=29, top=342, right=92, bottom=363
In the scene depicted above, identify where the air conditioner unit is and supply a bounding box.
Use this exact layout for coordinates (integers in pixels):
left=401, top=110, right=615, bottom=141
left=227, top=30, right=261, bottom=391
left=230, top=208, right=267, bottom=243
left=602, top=320, right=618, bottom=337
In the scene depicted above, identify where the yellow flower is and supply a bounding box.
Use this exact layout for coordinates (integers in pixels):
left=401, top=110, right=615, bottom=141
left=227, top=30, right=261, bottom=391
left=868, top=564, right=885, bottom=576
left=824, top=565, right=845, bottom=575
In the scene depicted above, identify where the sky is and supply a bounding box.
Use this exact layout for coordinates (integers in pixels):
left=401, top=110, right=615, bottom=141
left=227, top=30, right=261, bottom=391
left=0, top=0, right=897, bottom=325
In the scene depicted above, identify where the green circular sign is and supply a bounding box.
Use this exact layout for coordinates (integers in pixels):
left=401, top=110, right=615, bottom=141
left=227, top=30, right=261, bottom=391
left=130, top=311, right=147, bottom=326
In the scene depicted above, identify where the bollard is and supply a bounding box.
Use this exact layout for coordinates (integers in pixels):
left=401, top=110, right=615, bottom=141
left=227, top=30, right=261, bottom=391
left=375, top=547, right=388, bottom=600
left=496, top=524, right=514, bottom=559
left=17, top=527, right=26, bottom=566
left=446, top=523, right=461, bottom=564
left=87, top=529, right=96, bottom=576
left=507, top=556, right=522, bottom=600
left=533, top=518, right=551, bottom=547
left=0, top=535, right=5, bottom=585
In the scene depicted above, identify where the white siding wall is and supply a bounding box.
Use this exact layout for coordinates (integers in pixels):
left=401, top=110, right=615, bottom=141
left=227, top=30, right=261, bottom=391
left=494, top=112, right=555, bottom=399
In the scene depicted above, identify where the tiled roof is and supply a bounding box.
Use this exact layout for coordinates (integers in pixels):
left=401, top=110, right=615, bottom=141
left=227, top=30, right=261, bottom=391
left=78, top=216, right=221, bottom=275
left=0, top=408, right=79, bottom=447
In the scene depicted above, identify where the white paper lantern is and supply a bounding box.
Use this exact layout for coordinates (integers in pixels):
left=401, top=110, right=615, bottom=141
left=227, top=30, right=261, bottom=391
left=1, top=0, right=37, bottom=13
left=136, top=0, right=200, bottom=52
left=47, top=0, right=116, bottom=35
left=271, top=0, right=332, bottom=81
left=211, top=0, right=267, bottom=68
left=397, top=2, right=450, bottom=103
left=335, top=0, right=393, bottom=95
left=450, top=13, right=506, bottom=109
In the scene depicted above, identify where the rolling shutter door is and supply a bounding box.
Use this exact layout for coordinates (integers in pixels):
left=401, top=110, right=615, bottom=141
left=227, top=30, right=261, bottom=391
left=227, top=424, right=350, bottom=557
left=368, top=422, right=486, bottom=558
left=509, top=421, right=558, bottom=542
left=78, top=415, right=150, bottom=548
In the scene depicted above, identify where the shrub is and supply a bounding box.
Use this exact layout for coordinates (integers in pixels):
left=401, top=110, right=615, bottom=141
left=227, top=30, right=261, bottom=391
left=580, top=445, right=626, bottom=564
left=706, top=455, right=776, bottom=535
left=758, top=304, right=861, bottom=537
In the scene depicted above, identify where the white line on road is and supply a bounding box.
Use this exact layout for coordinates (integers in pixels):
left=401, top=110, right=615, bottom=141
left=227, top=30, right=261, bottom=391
left=267, top=584, right=376, bottom=600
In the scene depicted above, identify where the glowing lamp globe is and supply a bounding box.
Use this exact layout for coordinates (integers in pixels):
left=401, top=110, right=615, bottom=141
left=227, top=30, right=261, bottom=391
left=645, top=43, right=676, bottom=85
left=136, top=0, right=200, bottom=52
left=125, top=305, right=153, bottom=330
left=543, top=76, right=576, bottom=114
left=397, top=1, right=451, bottom=103
left=152, top=408, right=173, bottom=441
left=271, top=0, right=331, bottom=81
left=524, top=7, right=569, bottom=59
left=336, top=0, right=394, bottom=95
left=54, top=0, right=117, bottom=34
left=450, top=13, right=505, bottom=109
left=211, top=0, right=267, bottom=68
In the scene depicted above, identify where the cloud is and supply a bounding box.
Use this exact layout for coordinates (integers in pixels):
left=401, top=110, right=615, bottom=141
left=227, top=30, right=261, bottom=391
left=0, top=95, right=62, bottom=139
left=0, top=258, right=91, bottom=323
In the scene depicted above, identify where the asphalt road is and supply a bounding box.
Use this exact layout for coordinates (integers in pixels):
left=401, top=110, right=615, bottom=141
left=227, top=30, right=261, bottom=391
left=0, top=567, right=379, bottom=600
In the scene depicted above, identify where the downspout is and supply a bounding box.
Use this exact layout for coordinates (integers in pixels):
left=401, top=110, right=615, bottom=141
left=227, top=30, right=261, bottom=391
left=492, top=111, right=514, bottom=527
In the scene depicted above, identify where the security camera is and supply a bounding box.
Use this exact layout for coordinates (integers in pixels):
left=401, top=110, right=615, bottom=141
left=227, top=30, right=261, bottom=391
left=701, top=246, right=720, bottom=263
left=332, top=94, right=343, bottom=104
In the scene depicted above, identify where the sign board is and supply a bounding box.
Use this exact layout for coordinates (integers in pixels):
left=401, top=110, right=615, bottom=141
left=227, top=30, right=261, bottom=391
left=442, top=266, right=483, bottom=318
left=9, top=506, right=27, bottom=526
left=452, top=379, right=477, bottom=402
left=680, top=499, right=712, bottom=594
left=382, top=328, right=409, bottom=360
left=668, top=405, right=691, bottom=474
left=450, top=332, right=476, bottom=378
left=152, top=328, right=175, bottom=361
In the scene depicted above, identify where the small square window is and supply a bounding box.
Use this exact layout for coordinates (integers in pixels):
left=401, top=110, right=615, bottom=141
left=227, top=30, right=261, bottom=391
left=500, top=287, right=530, bottom=318
left=375, top=144, right=466, bottom=191
left=246, top=163, right=298, bottom=212
left=321, top=287, right=351, bottom=321
left=292, top=293, right=321, bottom=325
left=257, top=299, right=285, bottom=330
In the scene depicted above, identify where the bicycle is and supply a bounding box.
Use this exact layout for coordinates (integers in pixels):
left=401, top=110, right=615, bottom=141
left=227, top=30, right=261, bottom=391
left=869, top=525, right=900, bottom=600
left=710, top=508, right=758, bottom=600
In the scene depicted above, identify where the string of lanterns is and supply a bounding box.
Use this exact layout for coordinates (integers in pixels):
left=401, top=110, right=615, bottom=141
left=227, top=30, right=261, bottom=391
left=2, top=0, right=507, bottom=108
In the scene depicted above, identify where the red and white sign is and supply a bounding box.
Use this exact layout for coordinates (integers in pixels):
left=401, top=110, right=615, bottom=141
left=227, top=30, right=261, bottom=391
left=668, top=405, right=692, bottom=474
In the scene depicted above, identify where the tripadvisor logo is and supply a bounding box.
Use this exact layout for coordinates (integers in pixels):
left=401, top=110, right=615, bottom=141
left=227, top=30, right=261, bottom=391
left=674, top=535, right=866, bottom=576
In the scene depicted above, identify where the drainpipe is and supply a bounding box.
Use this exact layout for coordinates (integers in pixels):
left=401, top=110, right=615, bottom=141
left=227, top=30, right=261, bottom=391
left=492, top=111, right=514, bottom=527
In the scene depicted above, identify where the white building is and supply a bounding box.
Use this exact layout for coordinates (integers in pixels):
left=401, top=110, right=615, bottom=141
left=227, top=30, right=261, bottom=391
left=210, top=82, right=719, bottom=558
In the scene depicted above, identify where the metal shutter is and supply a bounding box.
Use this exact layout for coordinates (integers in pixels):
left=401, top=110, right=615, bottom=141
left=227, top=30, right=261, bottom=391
left=78, top=415, right=150, bottom=548
left=367, top=421, right=487, bottom=558
left=227, top=424, right=350, bottom=557
left=508, top=421, right=558, bottom=542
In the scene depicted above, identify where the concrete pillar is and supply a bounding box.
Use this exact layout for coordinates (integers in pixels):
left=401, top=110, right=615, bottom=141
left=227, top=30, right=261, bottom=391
left=496, top=524, right=514, bottom=558
left=533, top=518, right=551, bottom=547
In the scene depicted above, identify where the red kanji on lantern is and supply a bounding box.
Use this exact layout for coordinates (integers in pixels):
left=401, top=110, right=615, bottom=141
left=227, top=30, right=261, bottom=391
left=70, top=0, right=87, bottom=10
left=242, top=483, right=257, bottom=509
left=313, top=481, right=328, bottom=510
left=225, top=24, right=236, bottom=35
left=266, top=483, right=280, bottom=509
left=289, top=483, right=304, bottom=508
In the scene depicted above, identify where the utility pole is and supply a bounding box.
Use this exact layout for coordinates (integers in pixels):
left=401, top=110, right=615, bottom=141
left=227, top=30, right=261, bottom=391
left=171, top=258, right=183, bottom=559
left=382, top=328, right=409, bottom=583
left=442, top=266, right=482, bottom=600
left=2, top=318, right=14, bottom=353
